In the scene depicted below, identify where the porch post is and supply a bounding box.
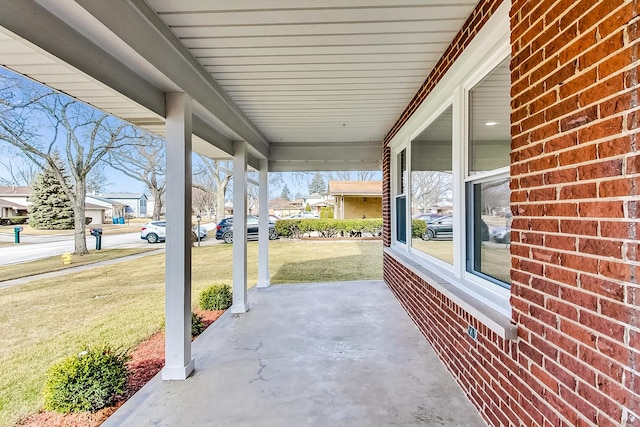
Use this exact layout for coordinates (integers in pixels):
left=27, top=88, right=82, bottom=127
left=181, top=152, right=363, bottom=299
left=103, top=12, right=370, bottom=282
left=162, top=93, right=194, bottom=380
left=231, top=141, right=249, bottom=313
left=257, top=158, right=271, bottom=288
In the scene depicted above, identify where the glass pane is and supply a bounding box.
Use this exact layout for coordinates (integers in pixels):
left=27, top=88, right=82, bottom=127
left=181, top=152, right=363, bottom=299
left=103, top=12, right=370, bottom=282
left=396, top=195, right=406, bottom=244
left=397, top=149, right=406, bottom=195
left=469, top=58, right=511, bottom=174
left=411, top=106, right=453, bottom=264
left=469, top=177, right=511, bottom=285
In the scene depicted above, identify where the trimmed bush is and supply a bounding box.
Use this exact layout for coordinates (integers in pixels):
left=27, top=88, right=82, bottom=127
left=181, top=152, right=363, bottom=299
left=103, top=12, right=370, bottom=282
left=199, top=284, right=232, bottom=310
left=276, top=218, right=383, bottom=239
left=9, top=216, right=28, bottom=225
left=411, top=219, right=427, bottom=238
left=43, top=345, right=129, bottom=413
left=192, top=312, right=205, bottom=336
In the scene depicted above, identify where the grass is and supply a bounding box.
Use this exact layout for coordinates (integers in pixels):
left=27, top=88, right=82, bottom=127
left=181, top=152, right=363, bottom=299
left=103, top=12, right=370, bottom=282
left=0, top=248, right=155, bottom=282
left=0, top=240, right=382, bottom=427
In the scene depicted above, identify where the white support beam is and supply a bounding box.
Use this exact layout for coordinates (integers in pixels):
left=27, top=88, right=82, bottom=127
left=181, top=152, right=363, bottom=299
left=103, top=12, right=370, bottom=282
left=231, top=141, right=249, bottom=313
left=162, top=93, right=194, bottom=381
left=257, top=159, right=271, bottom=288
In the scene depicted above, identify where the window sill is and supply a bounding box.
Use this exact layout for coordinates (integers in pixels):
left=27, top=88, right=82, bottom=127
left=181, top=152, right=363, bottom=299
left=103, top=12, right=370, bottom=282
left=384, top=246, right=517, bottom=341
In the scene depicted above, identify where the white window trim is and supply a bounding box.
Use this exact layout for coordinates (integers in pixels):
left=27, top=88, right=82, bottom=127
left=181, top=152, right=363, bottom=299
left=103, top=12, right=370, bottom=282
left=387, top=1, right=514, bottom=337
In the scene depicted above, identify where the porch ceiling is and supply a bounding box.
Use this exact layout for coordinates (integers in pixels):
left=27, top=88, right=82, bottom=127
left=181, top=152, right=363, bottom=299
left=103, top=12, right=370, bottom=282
left=0, top=0, right=479, bottom=171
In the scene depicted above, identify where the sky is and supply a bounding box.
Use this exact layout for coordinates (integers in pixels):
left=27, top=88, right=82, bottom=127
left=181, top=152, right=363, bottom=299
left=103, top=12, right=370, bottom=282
left=0, top=65, right=380, bottom=199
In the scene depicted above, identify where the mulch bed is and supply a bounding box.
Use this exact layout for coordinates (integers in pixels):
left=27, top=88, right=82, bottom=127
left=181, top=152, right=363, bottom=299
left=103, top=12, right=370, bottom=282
left=18, top=309, right=224, bottom=427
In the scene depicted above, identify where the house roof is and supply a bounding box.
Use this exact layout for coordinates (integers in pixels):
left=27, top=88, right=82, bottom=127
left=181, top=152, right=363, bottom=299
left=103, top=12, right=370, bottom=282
left=102, top=193, right=147, bottom=200
left=328, top=181, right=382, bottom=196
left=86, top=195, right=126, bottom=207
left=269, top=198, right=301, bottom=210
left=0, top=186, right=32, bottom=196
left=0, top=198, right=27, bottom=208
left=85, top=202, right=107, bottom=210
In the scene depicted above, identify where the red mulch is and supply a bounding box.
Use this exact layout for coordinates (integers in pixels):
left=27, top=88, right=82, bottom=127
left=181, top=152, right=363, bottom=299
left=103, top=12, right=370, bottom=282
left=18, top=309, right=224, bottom=427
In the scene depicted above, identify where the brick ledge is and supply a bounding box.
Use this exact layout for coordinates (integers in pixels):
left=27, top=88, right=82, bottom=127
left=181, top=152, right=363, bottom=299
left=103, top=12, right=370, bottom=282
left=384, top=247, right=518, bottom=341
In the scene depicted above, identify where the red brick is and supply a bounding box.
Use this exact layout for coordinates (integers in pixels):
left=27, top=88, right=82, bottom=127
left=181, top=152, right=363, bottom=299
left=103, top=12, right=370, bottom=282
left=545, top=234, right=577, bottom=250
left=598, top=259, right=634, bottom=282
left=559, top=219, right=598, bottom=236
left=577, top=117, right=624, bottom=144
left=561, top=319, right=598, bottom=348
left=560, top=106, right=598, bottom=132
left=544, top=167, right=578, bottom=184
left=578, top=238, right=623, bottom=258
left=559, top=182, right=597, bottom=199
left=579, top=275, right=625, bottom=302
left=544, top=202, right=578, bottom=217
left=601, top=221, right=636, bottom=239
left=578, top=201, right=624, bottom=218
left=559, top=145, right=598, bottom=166
left=598, top=136, right=632, bottom=158
left=530, top=186, right=557, bottom=201
left=560, top=253, right=598, bottom=273
left=546, top=297, right=579, bottom=321
left=580, top=311, right=626, bottom=342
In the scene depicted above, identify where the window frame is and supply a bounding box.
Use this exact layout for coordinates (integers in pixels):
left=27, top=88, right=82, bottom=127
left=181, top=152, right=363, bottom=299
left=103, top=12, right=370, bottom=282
left=387, top=19, right=512, bottom=317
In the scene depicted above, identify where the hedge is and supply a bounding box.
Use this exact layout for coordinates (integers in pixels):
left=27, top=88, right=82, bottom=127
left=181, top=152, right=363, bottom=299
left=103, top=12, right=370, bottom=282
left=275, top=218, right=383, bottom=238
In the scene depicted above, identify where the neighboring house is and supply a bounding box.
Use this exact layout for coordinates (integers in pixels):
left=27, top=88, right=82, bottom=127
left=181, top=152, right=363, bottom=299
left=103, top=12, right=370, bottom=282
left=0, top=186, right=31, bottom=214
left=0, top=198, right=28, bottom=222
left=268, top=198, right=303, bottom=218
left=84, top=202, right=107, bottom=225
left=328, top=181, right=382, bottom=220
left=101, top=193, right=148, bottom=218
left=85, top=195, right=127, bottom=221
left=295, top=193, right=327, bottom=215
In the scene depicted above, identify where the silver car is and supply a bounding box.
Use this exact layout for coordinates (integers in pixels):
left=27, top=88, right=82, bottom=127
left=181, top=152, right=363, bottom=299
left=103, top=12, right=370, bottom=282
left=141, top=221, right=207, bottom=243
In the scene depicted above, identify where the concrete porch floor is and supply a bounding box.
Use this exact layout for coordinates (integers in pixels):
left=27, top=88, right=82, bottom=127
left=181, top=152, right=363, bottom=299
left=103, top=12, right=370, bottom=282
left=104, top=281, right=485, bottom=426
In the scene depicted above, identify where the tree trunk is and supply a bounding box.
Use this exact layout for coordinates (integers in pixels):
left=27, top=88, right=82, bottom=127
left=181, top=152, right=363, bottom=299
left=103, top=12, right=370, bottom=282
left=73, top=183, right=88, bottom=255
left=151, top=187, right=163, bottom=220
left=215, top=185, right=226, bottom=222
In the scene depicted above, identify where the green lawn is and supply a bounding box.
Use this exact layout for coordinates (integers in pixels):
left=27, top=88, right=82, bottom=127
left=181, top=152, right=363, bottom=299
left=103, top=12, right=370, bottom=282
left=0, top=240, right=382, bottom=427
left=0, top=248, right=155, bottom=281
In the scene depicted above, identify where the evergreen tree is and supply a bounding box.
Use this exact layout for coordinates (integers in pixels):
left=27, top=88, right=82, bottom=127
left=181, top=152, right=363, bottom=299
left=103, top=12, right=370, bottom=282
left=29, top=159, right=74, bottom=229
left=308, top=172, right=326, bottom=195
left=281, top=184, right=291, bottom=201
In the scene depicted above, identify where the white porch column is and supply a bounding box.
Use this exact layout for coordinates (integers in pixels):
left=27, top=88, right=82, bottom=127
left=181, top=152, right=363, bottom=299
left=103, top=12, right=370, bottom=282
left=231, top=141, right=249, bottom=313
left=162, top=93, right=194, bottom=380
left=257, top=159, right=271, bottom=288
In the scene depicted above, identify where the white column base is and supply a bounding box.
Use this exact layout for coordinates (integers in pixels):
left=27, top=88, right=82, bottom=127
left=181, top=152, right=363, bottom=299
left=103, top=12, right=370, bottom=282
left=257, top=279, right=271, bottom=288
left=230, top=302, right=249, bottom=314
left=161, top=358, right=195, bottom=380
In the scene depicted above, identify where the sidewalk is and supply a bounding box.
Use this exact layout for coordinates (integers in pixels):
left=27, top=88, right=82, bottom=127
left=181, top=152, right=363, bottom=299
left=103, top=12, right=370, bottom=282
left=0, top=249, right=164, bottom=289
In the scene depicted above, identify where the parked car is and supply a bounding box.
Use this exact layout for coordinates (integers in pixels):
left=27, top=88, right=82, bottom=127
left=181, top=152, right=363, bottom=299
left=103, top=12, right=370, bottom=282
left=489, top=226, right=511, bottom=243
left=413, top=213, right=443, bottom=223
left=420, top=216, right=489, bottom=241
left=421, top=215, right=453, bottom=240
left=284, top=213, right=319, bottom=219
left=215, top=215, right=278, bottom=244
left=141, top=221, right=207, bottom=244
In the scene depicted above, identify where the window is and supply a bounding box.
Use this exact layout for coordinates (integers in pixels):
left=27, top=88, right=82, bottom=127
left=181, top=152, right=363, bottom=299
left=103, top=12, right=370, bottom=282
left=395, top=149, right=407, bottom=244
left=411, top=106, right=453, bottom=264
left=466, top=58, right=511, bottom=287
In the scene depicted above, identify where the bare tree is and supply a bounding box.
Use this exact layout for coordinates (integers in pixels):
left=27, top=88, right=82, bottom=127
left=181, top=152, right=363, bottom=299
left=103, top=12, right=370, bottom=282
left=106, top=132, right=165, bottom=220
left=193, top=154, right=232, bottom=222
left=0, top=147, right=39, bottom=186
left=0, top=71, right=136, bottom=254
left=86, top=162, right=112, bottom=195
left=411, top=171, right=453, bottom=213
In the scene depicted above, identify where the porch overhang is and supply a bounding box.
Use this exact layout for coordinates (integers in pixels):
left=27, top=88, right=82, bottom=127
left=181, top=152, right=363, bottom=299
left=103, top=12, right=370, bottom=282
left=0, top=0, right=478, bottom=171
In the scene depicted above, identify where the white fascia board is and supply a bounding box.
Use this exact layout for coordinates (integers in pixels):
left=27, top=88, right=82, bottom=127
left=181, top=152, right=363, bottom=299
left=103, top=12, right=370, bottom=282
left=71, top=0, right=270, bottom=159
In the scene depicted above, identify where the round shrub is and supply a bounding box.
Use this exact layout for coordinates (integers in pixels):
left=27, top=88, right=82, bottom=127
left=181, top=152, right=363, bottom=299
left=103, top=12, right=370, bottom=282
left=199, top=284, right=232, bottom=310
left=411, top=219, right=427, bottom=238
left=43, top=345, right=129, bottom=413
left=192, top=311, right=205, bottom=336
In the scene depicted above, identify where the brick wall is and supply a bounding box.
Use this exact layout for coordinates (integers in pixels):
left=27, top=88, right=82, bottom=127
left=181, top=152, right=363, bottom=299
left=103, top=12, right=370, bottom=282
left=342, top=196, right=382, bottom=219
left=510, top=0, right=640, bottom=425
left=382, top=0, right=640, bottom=426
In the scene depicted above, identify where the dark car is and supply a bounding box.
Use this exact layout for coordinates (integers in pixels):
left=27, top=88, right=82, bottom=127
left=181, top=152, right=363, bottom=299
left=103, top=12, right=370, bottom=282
left=215, top=215, right=278, bottom=244
left=421, top=215, right=489, bottom=241
left=421, top=215, right=453, bottom=240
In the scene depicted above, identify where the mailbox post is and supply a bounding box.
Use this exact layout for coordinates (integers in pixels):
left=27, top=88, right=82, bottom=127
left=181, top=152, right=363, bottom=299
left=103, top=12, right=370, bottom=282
left=14, top=226, right=23, bottom=244
left=196, top=213, right=202, bottom=247
left=90, top=228, right=103, bottom=250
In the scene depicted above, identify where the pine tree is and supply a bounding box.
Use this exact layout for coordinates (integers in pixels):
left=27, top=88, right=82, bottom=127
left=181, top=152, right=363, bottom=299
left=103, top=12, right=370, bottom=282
left=281, top=184, right=291, bottom=201
left=308, top=172, right=326, bottom=195
left=29, top=160, right=74, bottom=230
